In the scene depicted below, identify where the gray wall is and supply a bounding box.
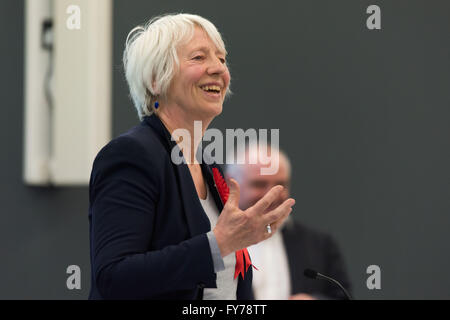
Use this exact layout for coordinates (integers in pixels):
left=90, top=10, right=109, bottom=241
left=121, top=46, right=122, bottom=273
left=1, top=0, right=89, bottom=299
left=1, top=0, right=449, bottom=299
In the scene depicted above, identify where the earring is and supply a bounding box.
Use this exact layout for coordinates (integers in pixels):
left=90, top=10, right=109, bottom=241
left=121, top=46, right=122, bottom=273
left=154, top=101, right=159, bottom=109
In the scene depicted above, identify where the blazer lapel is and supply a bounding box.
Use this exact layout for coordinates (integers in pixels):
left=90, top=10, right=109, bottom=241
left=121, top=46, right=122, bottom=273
left=143, top=115, right=211, bottom=237
left=173, top=155, right=212, bottom=236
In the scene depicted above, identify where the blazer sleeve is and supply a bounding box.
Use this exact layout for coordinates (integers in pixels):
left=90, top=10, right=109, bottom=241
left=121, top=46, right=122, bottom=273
left=89, top=136, right=216, bottom=299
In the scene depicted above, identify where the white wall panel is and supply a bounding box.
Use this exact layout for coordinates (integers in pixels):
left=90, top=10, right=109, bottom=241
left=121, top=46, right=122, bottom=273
left=24, top=0, right=112, bottom=186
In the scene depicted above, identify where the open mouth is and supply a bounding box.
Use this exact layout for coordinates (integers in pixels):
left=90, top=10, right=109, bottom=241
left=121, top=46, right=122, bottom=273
left=200, top=85, right=221, bottom=94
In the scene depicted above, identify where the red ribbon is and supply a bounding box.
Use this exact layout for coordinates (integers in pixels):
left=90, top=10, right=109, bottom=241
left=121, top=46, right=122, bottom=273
left=212, top=168, right=257, bottom=280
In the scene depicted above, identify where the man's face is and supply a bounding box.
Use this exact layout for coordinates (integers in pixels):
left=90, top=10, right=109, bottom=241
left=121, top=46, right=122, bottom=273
left=237, top=158, right=290, bottom=211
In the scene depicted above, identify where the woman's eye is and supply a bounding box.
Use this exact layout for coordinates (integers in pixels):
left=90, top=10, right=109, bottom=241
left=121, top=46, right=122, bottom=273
left=193, top=55, right=204, bottom=60
left=219, top=58, right=226, bottom=64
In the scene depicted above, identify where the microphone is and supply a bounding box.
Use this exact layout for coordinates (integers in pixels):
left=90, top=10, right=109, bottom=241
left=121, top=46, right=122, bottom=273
left=304, top=268, right=353, bottom=300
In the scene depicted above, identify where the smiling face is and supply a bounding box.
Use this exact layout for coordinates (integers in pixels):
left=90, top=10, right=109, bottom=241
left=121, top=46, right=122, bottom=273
left=164, top=26, right=230, bottom=120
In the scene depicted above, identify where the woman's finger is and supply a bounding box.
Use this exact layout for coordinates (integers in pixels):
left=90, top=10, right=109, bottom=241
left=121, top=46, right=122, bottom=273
left=226, top=178, right=240, bottom=208
left=262, top=198, right=295, bottom=226
left=248, top=185, right=284, bottom=215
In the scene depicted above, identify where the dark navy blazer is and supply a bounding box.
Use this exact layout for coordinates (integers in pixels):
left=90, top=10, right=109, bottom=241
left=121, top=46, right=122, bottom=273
left=88, top=114, right=253, bottom=299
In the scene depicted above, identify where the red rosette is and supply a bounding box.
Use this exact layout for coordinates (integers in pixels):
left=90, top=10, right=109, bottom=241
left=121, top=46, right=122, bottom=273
left=212, top=167, right=257, bottom=280
left=212, top=167, right=229, bottom=204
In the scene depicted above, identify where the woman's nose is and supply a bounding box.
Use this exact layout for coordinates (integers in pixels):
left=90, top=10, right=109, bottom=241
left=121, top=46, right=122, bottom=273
left=207, top=57, right=228, bottom=75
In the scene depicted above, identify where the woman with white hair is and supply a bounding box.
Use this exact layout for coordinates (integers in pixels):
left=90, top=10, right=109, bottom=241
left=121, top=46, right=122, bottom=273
left=88, top=13, right=295, bottom=300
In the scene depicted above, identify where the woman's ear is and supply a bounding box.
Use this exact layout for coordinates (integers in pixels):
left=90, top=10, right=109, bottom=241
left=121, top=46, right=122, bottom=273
left=151, top=80, right=160, bottom=96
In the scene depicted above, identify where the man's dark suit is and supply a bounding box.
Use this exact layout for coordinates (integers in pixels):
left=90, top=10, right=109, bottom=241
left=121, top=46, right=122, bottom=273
left=281, top=219, right=352, bottom=299
left=88, top=114, right=253, bottom=299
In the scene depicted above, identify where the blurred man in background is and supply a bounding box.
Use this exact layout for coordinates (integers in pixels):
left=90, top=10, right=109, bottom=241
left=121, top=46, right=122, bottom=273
left=225, top=145, right=352, bottom=300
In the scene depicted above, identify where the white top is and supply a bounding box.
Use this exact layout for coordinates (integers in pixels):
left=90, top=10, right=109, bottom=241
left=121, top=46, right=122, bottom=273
left=200, top=185, right=238, bottom=300
left=247, top=221, right=291, bottom=300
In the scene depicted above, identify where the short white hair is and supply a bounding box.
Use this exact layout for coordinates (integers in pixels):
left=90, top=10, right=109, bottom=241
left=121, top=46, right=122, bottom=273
left=123, top=13, right=230, bottom=119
